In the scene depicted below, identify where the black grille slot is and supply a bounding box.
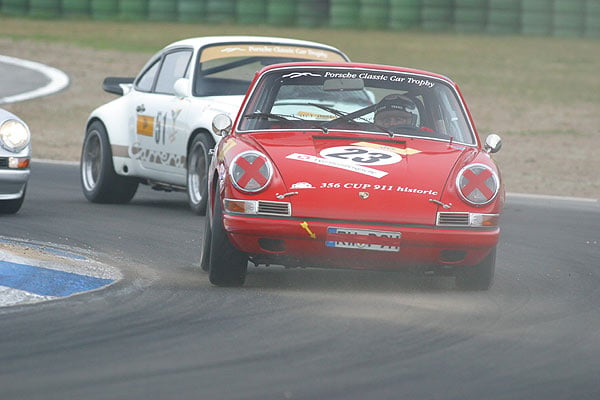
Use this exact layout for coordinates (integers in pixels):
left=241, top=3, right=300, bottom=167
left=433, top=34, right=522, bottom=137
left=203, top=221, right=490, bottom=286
left=437, top=212, right=470, bottom=226
left=0, top=158, right=8, bottom=168
left=257, top=201, right=291, bottom=216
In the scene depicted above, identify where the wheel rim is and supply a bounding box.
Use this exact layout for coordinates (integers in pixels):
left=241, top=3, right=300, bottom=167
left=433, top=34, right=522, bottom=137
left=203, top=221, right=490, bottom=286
left=82, top=130, right=102, bottom=192
left=187, top=141, right=207, bottom=205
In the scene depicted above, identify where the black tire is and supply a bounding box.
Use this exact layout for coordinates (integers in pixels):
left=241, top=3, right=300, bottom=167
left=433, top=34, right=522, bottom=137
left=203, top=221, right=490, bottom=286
left=199, top=215, right=211, bottom=272
left=208, top=191, right=248, bottom=286
left=0, top=185, right=26, bottom=214
left=455, top=246, right=496, bottom=291
left=186, top=133, right=214, bottom=215
left=80, top=120, right=138, bottom=204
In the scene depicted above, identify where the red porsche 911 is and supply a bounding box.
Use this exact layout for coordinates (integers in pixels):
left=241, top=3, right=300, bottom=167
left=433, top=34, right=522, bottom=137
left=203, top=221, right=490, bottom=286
left=202, top=62, right=504, bottom=290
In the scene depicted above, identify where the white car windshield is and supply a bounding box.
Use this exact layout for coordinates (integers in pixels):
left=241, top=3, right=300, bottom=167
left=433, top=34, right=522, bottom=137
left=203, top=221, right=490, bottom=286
left=239, top=66, right=476, bottom=145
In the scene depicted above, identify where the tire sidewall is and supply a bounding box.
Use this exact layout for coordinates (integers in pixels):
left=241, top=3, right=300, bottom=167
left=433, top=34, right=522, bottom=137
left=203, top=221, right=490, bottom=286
left=186, top=133, right=214, bottom=215
left=199, top=214, right=211, bottom=272
left=80, top=121, right=111, bottom=202
left=80, top=120, right=138, bottom=204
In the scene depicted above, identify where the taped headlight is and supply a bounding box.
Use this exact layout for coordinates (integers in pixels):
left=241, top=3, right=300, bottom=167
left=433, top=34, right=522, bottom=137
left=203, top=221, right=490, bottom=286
left=229, top=151, right=273, bottom=193
left=456, top=163, right=499, bottom=206
left=469, top=213, right=500, bottom=227
left=0, top=119, right=30, bottom=152
left=224, top=199, right=259, bottom=214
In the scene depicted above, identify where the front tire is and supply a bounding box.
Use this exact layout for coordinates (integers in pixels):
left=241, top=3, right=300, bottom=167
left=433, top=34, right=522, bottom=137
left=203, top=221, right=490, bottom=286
left=208, top=191, right=248, bottom=286
left=455, top=246, right=496, bottom=291
left=199, top=215, right=211, bottom=272
left=186, top=134, right=214, bottom=215
left=80, top=120, right=138, bottom=203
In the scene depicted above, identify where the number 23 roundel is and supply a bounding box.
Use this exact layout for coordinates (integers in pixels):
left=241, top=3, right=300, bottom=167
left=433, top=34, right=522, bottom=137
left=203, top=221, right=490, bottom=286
left=319, top=146, right=402, bottom=166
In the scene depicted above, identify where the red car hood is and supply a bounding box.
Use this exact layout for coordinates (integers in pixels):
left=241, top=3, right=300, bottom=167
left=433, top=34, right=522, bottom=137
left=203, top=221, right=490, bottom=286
left=246, top=131, right=475, bottom=225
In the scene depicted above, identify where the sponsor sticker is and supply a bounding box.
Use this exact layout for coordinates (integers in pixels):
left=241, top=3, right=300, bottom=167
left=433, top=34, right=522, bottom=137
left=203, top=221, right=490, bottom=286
left=200, top=45, right=346, bottom=63
left=136, top=115, right=154, bottom=137
left=317, top=182, right=438, bottom=195
left=291, top=182, right=315, bottom=189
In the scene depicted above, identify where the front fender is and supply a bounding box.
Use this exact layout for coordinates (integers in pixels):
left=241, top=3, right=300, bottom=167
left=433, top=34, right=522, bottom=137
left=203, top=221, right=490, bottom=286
left=86, top=97, right=130, bottom=148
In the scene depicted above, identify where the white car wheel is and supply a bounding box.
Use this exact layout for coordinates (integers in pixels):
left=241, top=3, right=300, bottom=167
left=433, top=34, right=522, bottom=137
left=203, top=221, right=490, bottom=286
left=80, top=121, right=138, bottom=203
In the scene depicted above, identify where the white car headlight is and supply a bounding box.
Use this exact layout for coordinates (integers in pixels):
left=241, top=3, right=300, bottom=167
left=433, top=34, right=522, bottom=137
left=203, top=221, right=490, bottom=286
left=456, top=163, right=500, bottom=206
left=229, top=150, right=273, bottom=193
left=0, top=119, right=30, bottom=152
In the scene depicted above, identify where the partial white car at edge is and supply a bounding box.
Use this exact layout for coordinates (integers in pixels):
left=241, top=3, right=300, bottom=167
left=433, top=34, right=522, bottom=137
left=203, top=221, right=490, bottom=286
left=0, top=108, right=31, bottom=214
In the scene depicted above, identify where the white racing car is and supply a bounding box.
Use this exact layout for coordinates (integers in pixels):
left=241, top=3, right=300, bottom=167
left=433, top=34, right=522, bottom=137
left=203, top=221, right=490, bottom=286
left=80, top=36, right=349, bottom=214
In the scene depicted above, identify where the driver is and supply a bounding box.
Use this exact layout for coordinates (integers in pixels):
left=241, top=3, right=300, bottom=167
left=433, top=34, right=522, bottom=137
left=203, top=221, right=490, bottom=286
left=374, top=94, right=419, bottom=130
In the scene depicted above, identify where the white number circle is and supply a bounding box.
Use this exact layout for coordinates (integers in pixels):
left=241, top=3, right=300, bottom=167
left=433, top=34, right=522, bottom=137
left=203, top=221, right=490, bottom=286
left=320, top=146, right=401, bottom=166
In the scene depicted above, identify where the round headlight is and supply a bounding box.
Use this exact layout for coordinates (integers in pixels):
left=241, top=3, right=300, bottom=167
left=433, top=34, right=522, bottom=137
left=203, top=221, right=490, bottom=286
left=456, top=163, right=499, bottom=206
left=229, top=151, right=273, bottom=193
left=0, top=119, right=30, bottom=152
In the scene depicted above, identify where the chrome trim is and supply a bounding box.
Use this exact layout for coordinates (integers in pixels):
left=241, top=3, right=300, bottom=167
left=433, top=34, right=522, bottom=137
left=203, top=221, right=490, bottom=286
left=429, top=199, right=452, bottom=209
left=437, top=212, right=470, bottom=226
left=257, top=200, right=291, bottom=216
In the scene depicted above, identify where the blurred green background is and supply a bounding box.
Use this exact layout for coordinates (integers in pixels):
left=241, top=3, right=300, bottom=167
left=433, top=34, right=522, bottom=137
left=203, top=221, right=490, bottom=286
left=1, top=0, right=599, bottom=38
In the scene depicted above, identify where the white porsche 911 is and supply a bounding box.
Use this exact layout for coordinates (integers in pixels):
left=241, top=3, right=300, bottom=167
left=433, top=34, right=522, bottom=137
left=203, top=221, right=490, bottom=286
left=80, top=36, right=349, bottom=214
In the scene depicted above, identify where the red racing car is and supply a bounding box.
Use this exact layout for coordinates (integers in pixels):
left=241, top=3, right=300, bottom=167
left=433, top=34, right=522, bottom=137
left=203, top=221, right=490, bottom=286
left=202, top=62, right=504, bottom=290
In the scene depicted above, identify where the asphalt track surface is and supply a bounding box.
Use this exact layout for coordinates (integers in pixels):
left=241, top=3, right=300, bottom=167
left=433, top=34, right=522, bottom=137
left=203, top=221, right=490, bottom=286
left=0, top=161, right=599, bottom=400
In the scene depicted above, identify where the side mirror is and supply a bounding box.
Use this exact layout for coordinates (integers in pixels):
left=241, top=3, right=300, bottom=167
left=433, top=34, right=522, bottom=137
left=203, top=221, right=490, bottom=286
left=484, top=134, right=502, bottom=154
left=102, top=77, right=134, bottom=96
left=212, top=114, right=232, bottom=136
left=173, top=78, right=191, bottom=98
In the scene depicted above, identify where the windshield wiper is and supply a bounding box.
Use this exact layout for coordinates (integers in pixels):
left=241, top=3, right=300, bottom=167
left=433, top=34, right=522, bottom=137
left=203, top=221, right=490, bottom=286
left=307, top=103, right=357, bottom=124
left=244, top=111, right=329, bottom=133
left=243, top=112, right=291, bottom=121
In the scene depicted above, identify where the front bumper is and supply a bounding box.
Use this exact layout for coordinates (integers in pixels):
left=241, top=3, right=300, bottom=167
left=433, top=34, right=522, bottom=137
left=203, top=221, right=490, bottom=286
left=223, top=213, right=500, bottom=270
left=0, top=168, right=30, bottom=199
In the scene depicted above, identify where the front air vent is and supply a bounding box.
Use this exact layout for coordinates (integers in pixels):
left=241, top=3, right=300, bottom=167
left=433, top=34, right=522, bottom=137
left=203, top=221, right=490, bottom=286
left=437, top=212, right=470, bottom=226
left=258, top=201, right=291, bottom=216
left=0, top=158, right=8, bottom=168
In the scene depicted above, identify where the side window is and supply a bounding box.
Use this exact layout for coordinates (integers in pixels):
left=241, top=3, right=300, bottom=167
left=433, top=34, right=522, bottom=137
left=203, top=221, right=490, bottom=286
left=433, top=88, right=475, bottom=144
left=154, top=50, right=193, bottom=95
left=136, top=60, right=160, bottom=92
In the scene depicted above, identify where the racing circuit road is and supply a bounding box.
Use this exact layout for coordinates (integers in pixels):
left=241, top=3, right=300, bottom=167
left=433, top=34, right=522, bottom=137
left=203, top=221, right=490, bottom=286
left=1, top=161, right=599, bottom=400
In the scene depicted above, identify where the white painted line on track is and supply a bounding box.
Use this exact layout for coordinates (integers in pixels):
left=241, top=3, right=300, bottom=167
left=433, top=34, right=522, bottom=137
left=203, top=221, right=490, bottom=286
left=0, top=54, right=70, bottom=104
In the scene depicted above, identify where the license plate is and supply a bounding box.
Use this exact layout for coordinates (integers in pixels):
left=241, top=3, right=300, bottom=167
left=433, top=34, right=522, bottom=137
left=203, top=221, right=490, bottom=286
left=326, top=227, right=401, bottom=252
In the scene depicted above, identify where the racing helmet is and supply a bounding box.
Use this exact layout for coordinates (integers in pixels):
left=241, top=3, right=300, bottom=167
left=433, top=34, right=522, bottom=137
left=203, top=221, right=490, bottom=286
left=374, top=94, right=419, bottom=128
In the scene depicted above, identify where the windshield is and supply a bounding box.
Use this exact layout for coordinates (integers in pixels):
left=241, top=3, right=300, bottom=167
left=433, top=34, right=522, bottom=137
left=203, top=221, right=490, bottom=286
left=238, top=66, right=476, bottom=145
left=193, top=43, right=348, bottom=97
